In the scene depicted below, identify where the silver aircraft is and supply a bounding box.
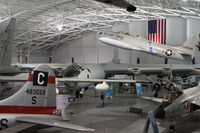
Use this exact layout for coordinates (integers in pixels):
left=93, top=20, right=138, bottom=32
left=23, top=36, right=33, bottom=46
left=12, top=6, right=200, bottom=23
left=98, top=32, right=196, bottom=61
left=0, top=64, right=94, bottom=132
left=142, top=82, right=200, bottom=121
left=13, top=62, right=200, bottom=97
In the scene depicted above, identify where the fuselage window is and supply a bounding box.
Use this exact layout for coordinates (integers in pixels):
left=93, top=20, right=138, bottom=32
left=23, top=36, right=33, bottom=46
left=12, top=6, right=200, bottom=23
left=87, top=68, right=91, bottom=73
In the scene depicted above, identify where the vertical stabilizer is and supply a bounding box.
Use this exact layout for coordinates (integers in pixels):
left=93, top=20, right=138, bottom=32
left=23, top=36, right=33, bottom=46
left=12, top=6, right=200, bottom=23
left=0, top=65, right=57, bottom=115
left=0, top=18, right=16, bottom=65
left=112, top=47, right=120, bottom=63
left=180, top=36, right=196, bottom=59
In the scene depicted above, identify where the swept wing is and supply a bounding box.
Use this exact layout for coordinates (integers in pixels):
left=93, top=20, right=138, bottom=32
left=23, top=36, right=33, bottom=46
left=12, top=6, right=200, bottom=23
left=16, top=116, right=95, bottom=132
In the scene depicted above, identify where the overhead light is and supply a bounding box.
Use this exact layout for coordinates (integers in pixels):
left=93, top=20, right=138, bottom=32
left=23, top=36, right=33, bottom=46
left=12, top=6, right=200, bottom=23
left=57, top=25, right=63, bottom=31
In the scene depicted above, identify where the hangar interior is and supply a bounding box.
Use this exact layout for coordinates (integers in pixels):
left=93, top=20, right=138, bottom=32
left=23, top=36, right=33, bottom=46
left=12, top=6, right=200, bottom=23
left=0, top=0, right=200, bottom=133
left=0, top=0, right=199, bottom=64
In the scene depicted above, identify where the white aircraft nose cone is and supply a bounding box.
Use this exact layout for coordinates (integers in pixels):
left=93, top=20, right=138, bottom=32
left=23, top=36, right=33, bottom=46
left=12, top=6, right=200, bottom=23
left=95, top=82, right=109, bottom=91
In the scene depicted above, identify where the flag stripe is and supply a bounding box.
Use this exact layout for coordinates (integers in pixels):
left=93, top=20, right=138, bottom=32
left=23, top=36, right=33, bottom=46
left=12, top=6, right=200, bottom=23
left=148, top=19, right=166, bottom=45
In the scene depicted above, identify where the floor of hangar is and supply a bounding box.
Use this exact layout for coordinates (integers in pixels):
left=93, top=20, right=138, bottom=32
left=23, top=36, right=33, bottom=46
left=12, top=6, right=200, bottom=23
left=36, top=88, right=200, bottom=133
left=2, top=84, right=200, bottom=133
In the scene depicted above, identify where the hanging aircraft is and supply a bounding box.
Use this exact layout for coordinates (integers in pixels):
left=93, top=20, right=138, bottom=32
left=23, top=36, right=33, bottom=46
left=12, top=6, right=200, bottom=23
left=98, top=31, right=196, bottom=61
left=94, top=0, right=137, bottom=12
left=0, top=64, right=95, bottom=132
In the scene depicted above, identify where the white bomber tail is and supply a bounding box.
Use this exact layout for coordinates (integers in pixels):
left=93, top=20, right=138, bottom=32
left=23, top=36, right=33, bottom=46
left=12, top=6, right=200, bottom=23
left=0, top=18, right=16, bottom=65
left=180, top=36, right=196, bottom=59
left=0, top=64, right=56, bottom=114
left=0, top=65, right=95, bottom=132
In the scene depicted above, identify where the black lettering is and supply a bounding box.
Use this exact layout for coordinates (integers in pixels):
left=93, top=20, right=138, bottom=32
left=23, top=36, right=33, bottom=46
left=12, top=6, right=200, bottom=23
left=32, top=96, right=37, bottom=104
left=33, top=71, right=48, bottom=86
left=0, top=119, right=8, bottom=129
left=26, top=89, right=46, bottom=95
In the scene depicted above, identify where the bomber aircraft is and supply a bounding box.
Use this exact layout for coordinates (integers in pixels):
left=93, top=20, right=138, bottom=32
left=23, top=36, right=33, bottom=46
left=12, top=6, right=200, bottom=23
left=0, top=64, right=95, bottom=132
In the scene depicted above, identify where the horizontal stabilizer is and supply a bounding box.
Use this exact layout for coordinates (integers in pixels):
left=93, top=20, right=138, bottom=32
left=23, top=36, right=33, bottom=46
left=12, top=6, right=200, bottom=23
left=0, top=76, right=27, bottom=82
left=141, top=96, right=163, bottom=103
left=16, top=116, right=95, bottom=132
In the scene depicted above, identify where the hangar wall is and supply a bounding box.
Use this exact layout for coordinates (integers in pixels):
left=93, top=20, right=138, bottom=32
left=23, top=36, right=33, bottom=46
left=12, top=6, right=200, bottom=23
left=166, top=17, right=187, bottom=64
left=187, top=17, right=200, bottom=64
left=13, top=17, right=200, bottom=64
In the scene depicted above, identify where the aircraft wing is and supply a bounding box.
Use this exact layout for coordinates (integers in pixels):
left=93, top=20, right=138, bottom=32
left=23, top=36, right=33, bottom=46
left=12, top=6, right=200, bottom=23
left=0, top=76, right=27, bottom=82
left=141, top=96, right=163, bottom=103
left=16, top=116, right=95, bottom=132
left=128, top=65, right=200, bottom=76
left=56, top=78, right=150, bottom=83
left=129, top=68, right=170, bottom=75
left=13, top=63, right=69, bottom=70
left=0, top=123, right=38, bottom=133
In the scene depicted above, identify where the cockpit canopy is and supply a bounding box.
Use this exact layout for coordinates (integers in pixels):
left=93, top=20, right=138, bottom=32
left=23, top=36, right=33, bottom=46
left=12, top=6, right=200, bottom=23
left=63, top=64, right=85, bottom=77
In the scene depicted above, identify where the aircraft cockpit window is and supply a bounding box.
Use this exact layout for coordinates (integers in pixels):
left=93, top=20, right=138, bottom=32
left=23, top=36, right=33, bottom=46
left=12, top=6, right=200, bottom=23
left=64, top=64, right=85, bottom=77
left=87, top=68, right=91, bottom=73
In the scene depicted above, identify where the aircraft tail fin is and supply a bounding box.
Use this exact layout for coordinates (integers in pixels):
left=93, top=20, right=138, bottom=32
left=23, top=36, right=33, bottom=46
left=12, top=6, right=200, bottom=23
left=180, top=36, right=196, bottom=59
left=112, top=47, right=120, bottom=63
left=0, top=65, right=57, bottom=115
left=0, top=18, right=16, bottom=65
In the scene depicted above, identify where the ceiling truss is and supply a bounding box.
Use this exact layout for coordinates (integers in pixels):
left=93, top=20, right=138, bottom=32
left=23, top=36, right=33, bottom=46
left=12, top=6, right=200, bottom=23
left=0, top=0, right=199, bottom=55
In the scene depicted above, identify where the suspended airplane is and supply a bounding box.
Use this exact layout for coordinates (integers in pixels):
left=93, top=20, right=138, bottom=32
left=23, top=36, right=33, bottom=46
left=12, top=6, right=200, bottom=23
left=94, top=0, right=137, bottom=12
left=0, top=64, right=94, bottom=132
left=98, top=31, right=196, bottom=61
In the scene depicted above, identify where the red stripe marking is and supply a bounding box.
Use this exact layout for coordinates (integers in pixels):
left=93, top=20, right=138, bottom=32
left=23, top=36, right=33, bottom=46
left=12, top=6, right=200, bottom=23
left=0, top=106, right=56, bottom=115
left=27, top=74, right=33, bottom=82
left=27, top=75, right=55, bottom=84
left=48, top=76, right=56, bottom=84
left=149, top=34, right=151, bottom=41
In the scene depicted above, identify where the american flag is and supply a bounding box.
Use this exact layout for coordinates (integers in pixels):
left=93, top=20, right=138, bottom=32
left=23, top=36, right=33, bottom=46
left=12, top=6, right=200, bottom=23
left=148, top=19, right=166, bottom=44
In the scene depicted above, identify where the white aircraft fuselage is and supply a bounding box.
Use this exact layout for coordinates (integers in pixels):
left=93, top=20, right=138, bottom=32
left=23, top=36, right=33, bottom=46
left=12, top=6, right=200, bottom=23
left=99, top=32, right=195, bottom=61
left=62, top=64, right=105, bottom=91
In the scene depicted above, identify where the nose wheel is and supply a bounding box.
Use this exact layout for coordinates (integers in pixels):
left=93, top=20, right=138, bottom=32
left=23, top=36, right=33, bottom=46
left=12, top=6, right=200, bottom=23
left=75, top=90, right=80, bottom=98
left=75, top=89, right=84, bottom=98
left=100, top=93, right=105, bottom=107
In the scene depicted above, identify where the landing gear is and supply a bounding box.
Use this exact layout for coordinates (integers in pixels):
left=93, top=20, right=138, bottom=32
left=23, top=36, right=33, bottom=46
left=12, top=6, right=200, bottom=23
left=80, top=93, right=83, bottom=98
left=100, top=93, right=105, bottom=107
left=75, top=88, right=84, bottom=98
left=192, top=57, right=195, bottom=64
left=153, top=83, right=161, bottom=98
left=75, top=90, right=80, bottom=98
left=167, top=119, right=175, bottom=133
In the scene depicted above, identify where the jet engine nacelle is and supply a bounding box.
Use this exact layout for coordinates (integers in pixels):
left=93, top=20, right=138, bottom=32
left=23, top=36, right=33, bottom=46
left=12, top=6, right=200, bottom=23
left=95, top=82, right=109, bottom=91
